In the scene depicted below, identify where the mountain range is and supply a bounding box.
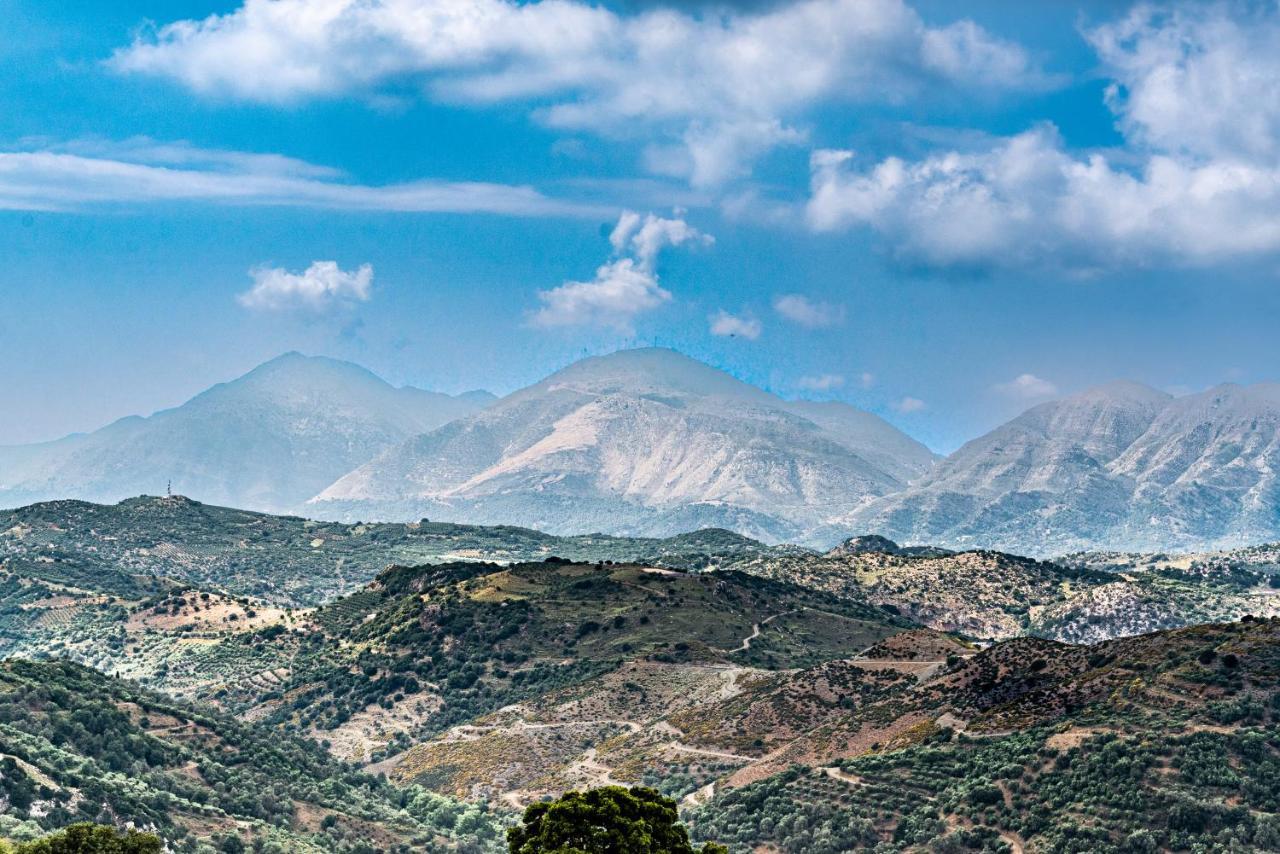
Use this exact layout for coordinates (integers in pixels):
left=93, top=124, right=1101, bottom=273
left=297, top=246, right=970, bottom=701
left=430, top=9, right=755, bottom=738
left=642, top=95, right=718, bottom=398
left=310, top=348, right=936, bottom=541
left=2, top=347, right=1278, bottom=553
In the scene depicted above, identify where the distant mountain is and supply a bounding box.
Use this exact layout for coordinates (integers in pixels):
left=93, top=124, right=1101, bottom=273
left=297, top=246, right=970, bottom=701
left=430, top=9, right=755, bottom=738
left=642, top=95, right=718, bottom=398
left=0, top=353, right=493, bottom=513
left=309, top=348, right=937, bottom=540
left=8, top=347, right=1278, bottom=553
left=838, top=380, right=1280, bottom=553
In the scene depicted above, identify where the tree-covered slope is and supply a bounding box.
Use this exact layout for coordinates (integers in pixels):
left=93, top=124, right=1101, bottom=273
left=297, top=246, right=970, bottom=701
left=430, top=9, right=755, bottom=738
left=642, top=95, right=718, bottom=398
left=689, top=617, right=1280, bottom=853
left=0, top=659, right=505, bottom=853
left=0, top=496, right=792, bottom=607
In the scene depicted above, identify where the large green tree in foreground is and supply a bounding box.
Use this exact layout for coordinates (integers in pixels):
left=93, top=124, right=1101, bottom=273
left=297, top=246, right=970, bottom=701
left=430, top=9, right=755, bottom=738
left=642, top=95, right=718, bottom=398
left=508, top=786, right=726, bottom=854
left=5, top=824, right=161, bottom=854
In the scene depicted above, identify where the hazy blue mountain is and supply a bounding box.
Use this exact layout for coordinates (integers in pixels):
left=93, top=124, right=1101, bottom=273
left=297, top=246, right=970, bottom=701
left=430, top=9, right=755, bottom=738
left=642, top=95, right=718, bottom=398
left=9, top=348, right=1277, bottom=554
left=0, top=353, right=494, bottom=512
left=310, top=348, right=937, bottom=541
left=838, top=380, right=1280, bottom=554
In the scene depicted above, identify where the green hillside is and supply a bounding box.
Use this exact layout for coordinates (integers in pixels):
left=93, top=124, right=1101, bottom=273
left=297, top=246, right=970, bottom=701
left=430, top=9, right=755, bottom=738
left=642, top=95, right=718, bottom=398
left=234, top=559, right=911, bottom=763
left=0, top=497, right=787, bottom=607
left=0, top=659, right=504, bottom=853
left=688, top=617, right=1280, bottom=852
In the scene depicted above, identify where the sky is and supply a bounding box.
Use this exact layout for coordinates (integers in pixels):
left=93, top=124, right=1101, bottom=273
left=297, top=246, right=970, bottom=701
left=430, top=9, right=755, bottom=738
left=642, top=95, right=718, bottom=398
left=2, top=0, right=1279, bottom=453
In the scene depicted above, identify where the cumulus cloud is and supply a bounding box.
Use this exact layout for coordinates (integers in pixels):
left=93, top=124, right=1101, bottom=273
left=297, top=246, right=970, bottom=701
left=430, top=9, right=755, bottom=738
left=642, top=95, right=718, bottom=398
left=797, top=373, right=844, bottom=391
left=1087, top=4, right=1280, bottom=166
left=0, top=140, right=602, bottom=217
left=238, top=261, right=373, bottom=311
left=709, top=310, right=762, bottom=340
left=857, top=371, right=876, bottom=389
left=806, top=125, right=1280, bottom=270
left=893, top=396, right=926, bottom=413
left=610, top=211, right=714, bottom=266
left=530, top=259, right=673, bottom=332
left=993, top=373, right=1058, bottom=399
left=111, top=0, right=1049, bottom=186
left=531, top=211, right=709, bottom=331
left=805, top=5, right=1280, bottom=271
left=773, top=293, right=845, bottom=328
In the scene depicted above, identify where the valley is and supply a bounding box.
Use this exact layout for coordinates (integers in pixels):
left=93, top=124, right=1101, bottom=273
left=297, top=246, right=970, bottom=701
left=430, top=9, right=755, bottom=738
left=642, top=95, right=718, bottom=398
left=15, top=1, right=1280, bottom=848
left=0, top=495, right=1277, bottom=851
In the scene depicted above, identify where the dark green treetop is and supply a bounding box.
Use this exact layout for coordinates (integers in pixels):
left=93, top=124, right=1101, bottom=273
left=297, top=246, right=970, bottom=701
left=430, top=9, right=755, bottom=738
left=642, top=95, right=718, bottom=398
left=7, top=823, right=162, bottom=854
left=508, top=786, right=726, bottom=854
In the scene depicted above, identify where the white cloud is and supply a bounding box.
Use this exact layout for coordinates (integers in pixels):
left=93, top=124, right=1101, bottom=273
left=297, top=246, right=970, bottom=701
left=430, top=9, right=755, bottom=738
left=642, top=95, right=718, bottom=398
left=610, top=210, right=714, bottom=267
left=857, top=371, right=876, bottom=389
left=112, top=0, right=1049, bottom=186
left=531, top=210, right=709, bottom=331
left=993, top=373, right=1058, bottom=399
left=893, top=396, right=926, bottom=413
left=709, top=310, right=762, bottom=340
left=238, top=261, right=373, bottom=311
left=806, top=125, right=1280, bottom=270
left=806, top=5, right=1280, bottom=271
left=530, top=258, right=672, bottom=332
left=1086, top=4, right=1280, bottom=166
left=797, top=373, right=844, bottom=391
left=0, top=141, right=604, bottom=217
left=773, top=293, right=845, bottom=328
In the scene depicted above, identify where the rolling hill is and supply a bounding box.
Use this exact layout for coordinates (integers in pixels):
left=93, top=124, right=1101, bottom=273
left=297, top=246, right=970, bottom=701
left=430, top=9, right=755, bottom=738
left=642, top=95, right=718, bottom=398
left=688, top=616, right=1280, bottom=852
left=0, top=497, right=1278, bottom=852
left=0, top=495, right=792, bottom=607
left=726, top=536, right=1280, bottom=642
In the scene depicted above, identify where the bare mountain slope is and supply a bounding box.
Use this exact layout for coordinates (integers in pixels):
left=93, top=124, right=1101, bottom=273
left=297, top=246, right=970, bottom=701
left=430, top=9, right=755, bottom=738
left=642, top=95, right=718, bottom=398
left=1115, top=382, right=1280, bottom=545
left=0, top=353, right=493, bottom=513
left=311, top=348, right=937, bottom=541
left=839, top=380, right=1280, bottom=553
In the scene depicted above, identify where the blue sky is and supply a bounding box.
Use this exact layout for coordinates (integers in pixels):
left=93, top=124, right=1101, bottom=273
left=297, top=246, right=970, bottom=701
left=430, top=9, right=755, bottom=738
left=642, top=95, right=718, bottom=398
left=3, top=0, right=1279, bottom=452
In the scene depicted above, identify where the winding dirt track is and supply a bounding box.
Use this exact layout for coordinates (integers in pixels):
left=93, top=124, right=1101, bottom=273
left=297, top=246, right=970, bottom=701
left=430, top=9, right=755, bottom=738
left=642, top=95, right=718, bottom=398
left=822, top=766, right=866, bottom=787
left=667, top=743, right=756, bottom=762
left=719, top=611, right=790, bottom=654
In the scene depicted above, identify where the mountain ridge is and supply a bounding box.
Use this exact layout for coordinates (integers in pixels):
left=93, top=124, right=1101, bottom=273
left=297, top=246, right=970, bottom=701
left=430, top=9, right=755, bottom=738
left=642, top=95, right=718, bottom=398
left=4, top=348, right=1280, bottom=553
left=308, top=348, right=936, bottom=541
left=840, top=378, right=1280, bottom=553
left=0, top=353, right=494, bottom=514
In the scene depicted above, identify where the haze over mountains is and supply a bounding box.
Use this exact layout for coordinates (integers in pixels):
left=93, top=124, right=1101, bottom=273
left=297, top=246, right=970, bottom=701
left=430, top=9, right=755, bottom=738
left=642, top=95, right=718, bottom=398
left=311, top=348, right=936, bottom=540
left=844, top=380, right=1280, bottom=554
left=0, top=353, right=493, bottom=513
left=1, top=347, right=1277, bottom=553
